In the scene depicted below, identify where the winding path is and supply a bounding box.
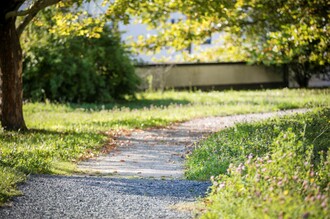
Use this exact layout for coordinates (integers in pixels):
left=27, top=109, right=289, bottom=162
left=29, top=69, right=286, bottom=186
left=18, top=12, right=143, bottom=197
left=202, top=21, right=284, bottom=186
left=79, top=109, right=308, bottom=179
left=0, top=109, right=308, bottom=219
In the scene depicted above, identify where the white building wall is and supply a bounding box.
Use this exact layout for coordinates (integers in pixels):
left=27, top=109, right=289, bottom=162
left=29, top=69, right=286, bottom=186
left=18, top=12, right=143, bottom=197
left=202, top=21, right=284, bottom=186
left=136, top=63, right=285, bottom=90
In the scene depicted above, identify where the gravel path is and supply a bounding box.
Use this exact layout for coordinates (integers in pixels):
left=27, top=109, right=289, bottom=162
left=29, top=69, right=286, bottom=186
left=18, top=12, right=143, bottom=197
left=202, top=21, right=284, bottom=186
left=0, top=175, right=210, bottom=219
left=79, top=109, right=308, bottom=179
left=0, top=109, right=308, bottom=219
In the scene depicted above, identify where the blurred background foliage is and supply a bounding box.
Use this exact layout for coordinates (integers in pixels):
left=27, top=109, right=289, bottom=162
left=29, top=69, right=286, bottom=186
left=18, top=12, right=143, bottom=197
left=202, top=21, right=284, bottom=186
left=110, top=0, right=329, bottom=87
left=18, top=0, right=330, bottom=102
left=21, top=7, right=140, bottom=103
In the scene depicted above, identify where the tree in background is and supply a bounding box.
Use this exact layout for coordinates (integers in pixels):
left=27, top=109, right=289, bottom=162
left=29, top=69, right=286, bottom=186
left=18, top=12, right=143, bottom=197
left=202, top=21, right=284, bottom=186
left=0, top=0, right=105, bottom=130
left=109, top=0, right=329, bottom=87
left=234, top=0, right=330, bottom=87
left=0, top=0, right=133, bottom=130
left=23, top=8, right=139, bottom=103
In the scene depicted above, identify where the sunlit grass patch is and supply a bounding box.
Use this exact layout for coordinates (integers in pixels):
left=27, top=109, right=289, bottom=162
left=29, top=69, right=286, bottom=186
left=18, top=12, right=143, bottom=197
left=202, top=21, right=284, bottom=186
left=0, top=130, right=105, bottom=172
left=23, top=89, right=330, bottom=132
left=50, top=160, right=81, bottom=175
left=187, top=108, right=330, bottom=218
left=0, top=166, right=26, bottom=206
left=0, top=88, right=329, bottom=205
left=186, top=108, right=330, bottom=180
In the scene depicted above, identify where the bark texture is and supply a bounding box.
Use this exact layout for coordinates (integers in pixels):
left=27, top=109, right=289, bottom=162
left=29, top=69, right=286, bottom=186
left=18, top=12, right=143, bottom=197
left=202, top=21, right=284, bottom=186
left=0, top=17, right=27, bottom=131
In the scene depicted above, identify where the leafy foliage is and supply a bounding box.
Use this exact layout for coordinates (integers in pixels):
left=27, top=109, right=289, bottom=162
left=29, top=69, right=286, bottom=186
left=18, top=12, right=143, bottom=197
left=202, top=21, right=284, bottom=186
left=110, top=0, right=330, bottom=86
left=22, top=8, right=139, bottom=103
left=0, top=0, right=111, bottom=131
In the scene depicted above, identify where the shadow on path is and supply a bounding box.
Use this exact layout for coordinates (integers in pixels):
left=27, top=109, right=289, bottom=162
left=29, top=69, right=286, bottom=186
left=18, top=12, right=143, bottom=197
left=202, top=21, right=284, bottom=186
left=0, top=175, right=210, bottom=219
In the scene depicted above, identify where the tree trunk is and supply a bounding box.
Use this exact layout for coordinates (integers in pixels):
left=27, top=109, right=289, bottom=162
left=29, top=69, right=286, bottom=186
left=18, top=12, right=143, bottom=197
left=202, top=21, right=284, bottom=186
left=0, top=17, right=27, bottom=131
left=290, top=63, right=311, bottom=88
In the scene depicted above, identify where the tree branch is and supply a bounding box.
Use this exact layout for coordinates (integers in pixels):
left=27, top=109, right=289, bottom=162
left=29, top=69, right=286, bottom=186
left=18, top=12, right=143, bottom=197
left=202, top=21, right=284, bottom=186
left=5, top=0, right=61, bottom=20
left=17, top=10, right=38, bottom=37
left=6, top=0, right=62, bottom=37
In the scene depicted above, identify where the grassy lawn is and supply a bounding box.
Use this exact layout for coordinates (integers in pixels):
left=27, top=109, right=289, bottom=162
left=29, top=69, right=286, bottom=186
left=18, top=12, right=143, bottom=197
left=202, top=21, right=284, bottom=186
left=190, top=108, right=329, bottom=218
left=0, top=89, right=329, bottom=205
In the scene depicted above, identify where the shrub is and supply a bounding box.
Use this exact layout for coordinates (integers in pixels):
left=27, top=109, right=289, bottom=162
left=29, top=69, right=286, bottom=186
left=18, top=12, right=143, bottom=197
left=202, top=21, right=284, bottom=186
left=23, top=26, right=140, bottom=103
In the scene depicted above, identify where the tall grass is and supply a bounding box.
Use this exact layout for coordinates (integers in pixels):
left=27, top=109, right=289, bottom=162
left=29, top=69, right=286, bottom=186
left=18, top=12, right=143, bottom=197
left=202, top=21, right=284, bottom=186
left=185, top=109, right=330, bottom=180
left=0, top=89, right=329, bottom=205
left=187, top=109, right=329, bottom=218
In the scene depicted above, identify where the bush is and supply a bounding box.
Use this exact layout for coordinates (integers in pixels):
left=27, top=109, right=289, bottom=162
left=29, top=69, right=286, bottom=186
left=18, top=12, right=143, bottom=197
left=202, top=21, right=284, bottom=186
left=23, top=27, right=140, bottom=103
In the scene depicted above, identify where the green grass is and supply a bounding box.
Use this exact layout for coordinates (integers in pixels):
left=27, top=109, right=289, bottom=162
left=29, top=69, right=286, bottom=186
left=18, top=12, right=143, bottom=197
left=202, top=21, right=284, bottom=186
left=23, top=89, right=330, bottom=132
left=0, top=167, right=26, bottom=205
left=185, top=108, right=330, bottom=180
left=187, top=109, right=329, bottom=218
left=0, top=89, right=329, bottom=205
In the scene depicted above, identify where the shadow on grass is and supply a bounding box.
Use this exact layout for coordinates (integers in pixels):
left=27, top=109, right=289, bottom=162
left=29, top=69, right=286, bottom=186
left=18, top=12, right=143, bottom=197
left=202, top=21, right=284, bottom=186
left=0, top=128, right=102, bottom=143
left=88, top=117, right=171, bottom=129
left=67, top=98, right=191, bottom=111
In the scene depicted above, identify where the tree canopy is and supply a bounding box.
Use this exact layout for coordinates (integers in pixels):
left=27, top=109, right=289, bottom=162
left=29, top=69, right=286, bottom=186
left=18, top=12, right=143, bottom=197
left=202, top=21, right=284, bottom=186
left=108, top=0, right=329, bottom=63
left=109, top=0, right=329, bottom=86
